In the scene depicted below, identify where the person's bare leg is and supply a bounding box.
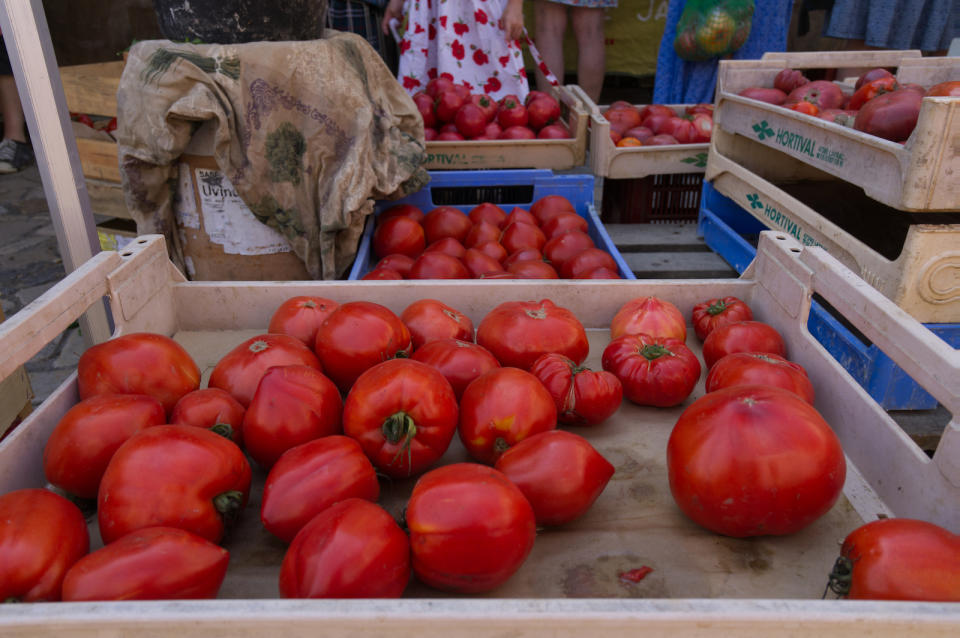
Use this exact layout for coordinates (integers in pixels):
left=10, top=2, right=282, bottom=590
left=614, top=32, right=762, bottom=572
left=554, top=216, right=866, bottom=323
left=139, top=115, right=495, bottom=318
left=0, top=75, right=27, bottom=143
left=570, top=6, right=606, bottom=102
left=534, top=0, right=568, bottom=91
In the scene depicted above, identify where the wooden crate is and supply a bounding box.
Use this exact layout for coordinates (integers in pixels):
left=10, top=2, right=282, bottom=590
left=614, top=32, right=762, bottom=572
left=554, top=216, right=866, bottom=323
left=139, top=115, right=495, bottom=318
left=0, top=234, right=958, bottom=634
left=0, top=302, right=32, bottom=438
left=714, top=51, right=960, bottom=212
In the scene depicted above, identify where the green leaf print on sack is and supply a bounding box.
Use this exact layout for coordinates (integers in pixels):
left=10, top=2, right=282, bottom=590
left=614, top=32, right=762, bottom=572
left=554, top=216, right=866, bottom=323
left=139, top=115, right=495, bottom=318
left=265, top=122, right=306, bottom=185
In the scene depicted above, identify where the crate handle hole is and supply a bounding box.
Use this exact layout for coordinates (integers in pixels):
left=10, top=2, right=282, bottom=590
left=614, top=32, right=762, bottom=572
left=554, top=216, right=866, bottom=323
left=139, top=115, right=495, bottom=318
left=137, top=239, right=148, bottom=244
left=121, top=251, right=133, bottom=257
left=776, top=234, right=787, bottom=241
left=790, top=248, right=801, bottom=253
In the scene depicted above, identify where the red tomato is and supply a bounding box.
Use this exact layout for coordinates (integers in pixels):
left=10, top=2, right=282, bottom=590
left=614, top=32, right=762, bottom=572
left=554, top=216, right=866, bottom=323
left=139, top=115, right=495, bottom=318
left=847, top=76, right=899, bottom=111
left=425, top=237, right=467, bottom=260
left=543, top=230, right=596, bottom=271
left=601, top=334, right=701, bottom=407
left=423, top=127, right=438, bottom=141
left=169, top=388, right=246, bottom=445
left=560, top=248, right=618, bottom=279
left=706, top=352, right=815, bottom=404
left=464, top=221, right=501, bottom=248
left=401, top=298, right=474, bottom=349
left=854, top=67, right=894, bottom=91
left=375, top=253, right=415, bottom=278
left=504, top=206, right=539, bottom=227
left=702, top=320, right=787, bottom=369
left=526, top=90, right=554, bottom=106
left=470, top=93, right=498, bottom=122
left=209, top=333, right=322, bottom=407
left=580, top=267, right=621, bottom=279
left=818, top=108, right=857, bottom=126
left=343, top=359, right=458, bottom=478
left=785, top=101, right=820, bottom=116
left=268, top=296, right=339, bottom=347
left=458, top=367, right=557, bottom=464
left=538, top=123, right=571, bottom=139
left=503, top=247, right=543, bottom=268
left=362, top=267, right=403, bottom=280
left=827, top=518, right=960, bottom=601
left=690, top=113, right=713, bottom=142
left=774, top=68, right=809, bottom=93
left=499, top=125, right=537, bottom=140
left=407, top=210, right=451, bottom=239
left=501, top=221, right=547, bottom=254
left=530, top=194, right=575, bottom=225
left=436, top=131, right=466, bottom=141
left=786, top=80, right=845, bottom=109
left=541, top=212, right=588, bottom=240
left=611, top=296, right=687, bottom=342
left=0, top=489, right=89, bottom=602
left=406, top=463, right=536, bottom=593
left=474, top=240, right=508, bottom=263
left=497, top=97, right=529, bottom=128
left=243, top=365, right=343, bottom=469
left=926, top=81, right=960, bottom=97
left=98, top=425, right=252, bottom=544
left=61, top=527, right=229, bottom=601
left=494, top=430, right=614, bottom=525
left=853, top=88, right=923, bottom=142
left=507, top=260, right=559, bottom=279
left=280, top=499, right=410, bottom=598
left=261, top=436, right=379, bottom=543
left=621, top=125, right=654, bottom=143
left=408, top=251, right=471, bottom=279
left=425, top=76, right=455, bottom=98
left=527, top=96, right=561, bottom=130
left=44, top=394, right=166, bottom=499
left=484, top=121, right=502, bottom=139
left=642, top=113, right=674, bottom=135
left=737, top=87, right=788, bottom=105
left=462, top=248, right=506, bottom=278
left=605, top=106, right=643, bottom=133
left=658, top=116, right=699, bottom=143
left=414, top=93, right=437, bottom=128
left=77, top=332, right=200, bottom=414
left=529, top=353, right=623, bottom=426
left=455, top=103, right=488, bottom=138
left=372, top=216, right=425, bottom=259
left=468, top=202, right=507, bottom=228
left=314, top=301, right=411, bottom=392
left=435, top=90, right=466, bottom=123
left=638, top=104, right=675, bottom=122
left=410, top=338, right=501, bottom=400
left=691, top=295, right=753, bottom=341
left=645, top=133, right=680, bottom=146
left=476, top=299, right=589, bottom=370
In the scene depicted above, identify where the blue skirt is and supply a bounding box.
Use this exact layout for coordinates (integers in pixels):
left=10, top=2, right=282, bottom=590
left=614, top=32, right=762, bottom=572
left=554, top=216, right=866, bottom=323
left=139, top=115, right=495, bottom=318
left=825, top=0, right=957, bottom=51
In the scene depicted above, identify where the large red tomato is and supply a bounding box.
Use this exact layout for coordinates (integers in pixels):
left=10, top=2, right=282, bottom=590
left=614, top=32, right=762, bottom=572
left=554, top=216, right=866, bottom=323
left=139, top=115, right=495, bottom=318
left=476, top=299, right=588, bottom=370
left=362, top=267, right=403, bottom=280
left=611, top=296, right=687, bottom=342
left=706, top=352, right=815, bottom=404
left=242, top=365, right=343, bottom=469
left=422, top=206, right=472, bottom=245
left=343, top=359, right=459, bottom=478
left=169, top=388, right=246, bottom=446
left=542, top=230, right=596, bottom=271
left=400, top=299, right=474, bottom=350
left=43, top=394, right=167, bottom=499
left=529, top=353, right=623, bottom=426
left=667, top=385, right=846, bottom=537
left=458, top=367, right=557, bottom=464
left=406, top=463, right=536, bottom=593
left=424, top=237, right=467, bottom=260
left=601, top=334, right=701, bottom=407
left=98, top=425, right=252, bottom=544
left=209, top=333, right=322, bottom=407
left=373, top=216, right=425, bottom=259
left=786, top=80, right=845, bottom=110
left=61, top=527, right=229, bottom=601
left=462, top=249, right=506, bottom=278
left=827, top=518, right=960, bottom=601
left=853, top=88, right=923, bottom=142
left=77, top=333, right=200, bottom=414
left=314, top=301, right=411, bottom=392
left=506, top=260, right=559, bottom=279
left=408, top=251, right=471, bottom=279
left=926, top=81, right=960, bottom=97
left=268, top=296, right=339, bottom=346
left=560, top=248, right=618, bottom=279
left=375, top=254, right=415, bottom=278
left=501, top=221, right=547, bottom=254
left=468, top=202, right=507, bottom=228
left=410, top=338, right=501, bottom=400
left=691, top=296, right=753, bottom=341
left=261, top=436, right=379, bottom=543
left=494, top=430, right=615, bottom=526
left=505, top=207, right=538, bottom=227
left=280, top=499, right=410, bottom=598
left=529, top=194, right=576, bottom=226
left=464, top=221, right=502, bottom=249
left=541, top=212, right=588, bottom=240
left=701, top=320, right=787, bottom=369
left=0, top=489, right=89, bottom=602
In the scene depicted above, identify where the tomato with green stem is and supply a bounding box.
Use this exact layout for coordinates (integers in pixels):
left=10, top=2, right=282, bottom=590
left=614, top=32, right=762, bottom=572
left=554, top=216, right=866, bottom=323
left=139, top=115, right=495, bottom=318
left=691, top=296, right=753, bottom=341
left=601, top=334, right=701, bottom=407
left=529, top=353, right=622, bottom=426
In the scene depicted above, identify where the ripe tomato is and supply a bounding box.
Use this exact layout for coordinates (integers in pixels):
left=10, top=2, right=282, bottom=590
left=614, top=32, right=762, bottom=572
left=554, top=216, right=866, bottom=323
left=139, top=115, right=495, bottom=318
left=604, top=106, right=643, bottom=132
left=638, top=104, right=675, bottom=122
left=379, top=203, right=424, bottom=226
left=667, top=385, right=846, bottom=537
left=774, top=68, right=809, bottom=93
left=343, top=359, right=459, bottom=478
left=601, top=334, right=701, bottom=407
left=372, top=216, right=425, bottom=259
left=280, top=499, right=410, bottom=598
left=611, top=296, right=687, bottom=342
left=470, top=94, right=498, bottom=122
left=436, top=130, right=466, bottom=141
left=495, top=430, right=614, bottom=526
left=209, top=333, right=322, bottom=407
left=410, top=338, right=501, bottom=399
left=853, top=88, right=923, bottom=142
left=458, top=367, right=557, bottom=464
left=261, top=436, right=379, bottom=543
left=401, top=299, right=474, bottom=350
left=543, top=230, right=596, bottom=271
left=854, top=67, right=893, bottom=91
left=847, top=76, right=899, bottom=111
left=501, top=221, right=547, bottom=254
left=786, top=80, right=845, bottom=110
left=77, top=332, right=200, bottom=414
left=468, top=202, right=507, bottom=228
left=527, top=96, right=561, bottom=130
left=0, top=489, right=89, bottom=602
left=658, top=116, right=699, bottom=143
left=616, top=137, right=643, bottom=147
left=541, top=212, right=588, bottom=240
left=560, top=248, right=618, bottom=279
left=169, top=388, right=246, bottom=446
left=408, top=251, right=471, bottom=279
left=827, top=518, right=960, bottom=601
left=706, top=352, right=815, bottom=404
left=425, top=237, right=467, bottom=259
left=435, top=90, right=466, bottom=123
left=497, top=97, right=529, bottom=128
left=504, top=206, right=538, bottom=227
left=464, top=221, right=502, bottom=249
left=243, top=365, right=343, bottom=469
left=530, top=353, right=623, bottom=426
left=530, top=194, right=575, bottom=225
left=362, top=267, right=403, bottom=280
left=43, top=394, right=166, bottom=499
left=503, top=247, right=543, bottom=268
left=406, top=463, right=536, bottom=593
left=314, top=301, right=411, bottom=392
left=474, top=240, right=508, bottom=263
left=267, top=296, right=339, bottom=346
left=98, top=425, right=252, bottom=544
left=61, top=527, right=229, bottom=601
left=422, top=206, right=472, bottom=245
left=785, top=101, right=820, bottom=116
left=691, top=295, right=753, bottom=341
left=926, top=81, right=960, bottom=97
left=462, top=248, right=506, bottom=278
left=476, top=299, right=589, bottom=370
left=506, top=260, right=559, bottom=279
left=702, top=320, right=787, bottom=369
left=622, top=126, right=654, bottom=143
left=538, top=123, right=571, bottom=139
left=738, top=86, right=788, bottom=105
left=375, top=254, right=415, bottom=278
left=455, top=103, right=488, bottom=138
left=580, top=267, right=621, bottom=279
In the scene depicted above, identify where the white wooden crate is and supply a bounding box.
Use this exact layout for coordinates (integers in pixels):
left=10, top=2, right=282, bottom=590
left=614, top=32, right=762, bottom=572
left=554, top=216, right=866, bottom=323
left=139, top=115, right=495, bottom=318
left=0, top=234, right=958, bottom=635
left=714, top=51, right=960, bottom=212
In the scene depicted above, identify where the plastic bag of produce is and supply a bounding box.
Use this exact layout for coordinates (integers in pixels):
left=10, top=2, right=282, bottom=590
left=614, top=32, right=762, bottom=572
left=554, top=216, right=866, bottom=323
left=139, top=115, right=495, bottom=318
left=673, top=0, right=755, bottom=62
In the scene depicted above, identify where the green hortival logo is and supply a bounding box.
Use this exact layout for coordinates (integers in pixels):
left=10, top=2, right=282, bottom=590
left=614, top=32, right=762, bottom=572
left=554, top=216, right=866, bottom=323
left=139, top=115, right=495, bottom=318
left=747, top=193, right=763, bottom=209
left=681, top=152, right=708, bottom=168
left=752, top=120, right=774, bottom=140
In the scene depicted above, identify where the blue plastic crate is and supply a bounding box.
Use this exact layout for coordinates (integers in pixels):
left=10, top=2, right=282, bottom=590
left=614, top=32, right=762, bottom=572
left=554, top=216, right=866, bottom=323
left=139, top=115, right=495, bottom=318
left=348, top=169, right=634, bottom=280
left=698, top=179, right=960, bottom=410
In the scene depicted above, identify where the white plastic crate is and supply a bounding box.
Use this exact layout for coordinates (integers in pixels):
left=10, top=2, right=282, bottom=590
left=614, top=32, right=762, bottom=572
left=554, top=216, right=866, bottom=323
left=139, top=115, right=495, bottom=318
left=0, top=234, right=958, bottom=635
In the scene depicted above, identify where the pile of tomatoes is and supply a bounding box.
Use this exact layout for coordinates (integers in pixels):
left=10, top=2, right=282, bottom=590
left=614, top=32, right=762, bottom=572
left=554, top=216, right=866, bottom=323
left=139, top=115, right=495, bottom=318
left=414, top=76, right=571, bottom=142
left=2, top=292, right=958, bottom=603
left=603, top=102, right=714, bottom=148
left=738, top=67, right=960, bottom=143
left=367, top=194, right=623, bottom=280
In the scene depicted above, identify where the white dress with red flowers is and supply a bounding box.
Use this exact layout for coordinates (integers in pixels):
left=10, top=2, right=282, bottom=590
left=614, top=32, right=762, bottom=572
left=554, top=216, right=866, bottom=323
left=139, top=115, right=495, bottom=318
left=397, top=0, right=529, bottom=102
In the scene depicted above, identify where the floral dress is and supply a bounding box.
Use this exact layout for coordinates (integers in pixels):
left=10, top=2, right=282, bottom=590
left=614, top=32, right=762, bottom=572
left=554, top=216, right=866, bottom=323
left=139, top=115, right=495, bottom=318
left=396, top=0, right=531, bottom=101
